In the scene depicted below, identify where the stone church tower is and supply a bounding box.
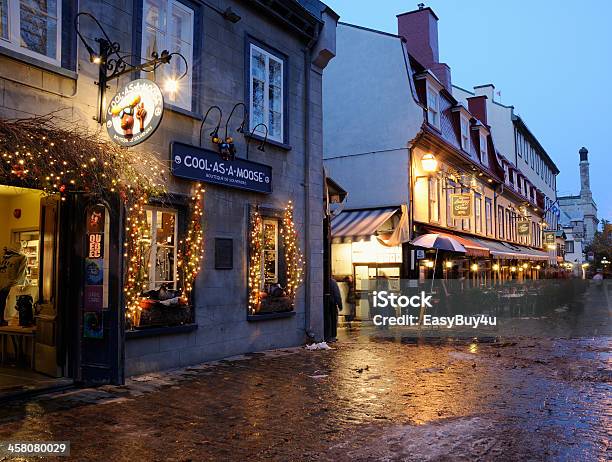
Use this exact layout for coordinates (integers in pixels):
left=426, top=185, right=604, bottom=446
left=559, top=147, right=599, bottom=246
left=578, top=147, right=598, bottom=242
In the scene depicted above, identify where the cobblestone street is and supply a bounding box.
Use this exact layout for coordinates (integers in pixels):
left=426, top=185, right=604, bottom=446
left=0, top=330, right=609, bottom=461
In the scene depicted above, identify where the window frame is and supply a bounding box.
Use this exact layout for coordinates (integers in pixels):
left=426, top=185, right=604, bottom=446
left=445, top=179, right=456, bottom=228
left=426, top=82, right=440, bottom=130
left=485, top=197, right=493, bottom=236
left=479, top=132, right=488, bottom=166
left=497, top=205, right=504, bottom=239
left=474, top=192, right=482, bottom=234
left=428, top=176, right=440, bottom=224
left=144, top=205, right=179, bottom=291
left=0, top=0, right=62, bottom=65
left=140, top=0, right=195, bottom=112
left=460, top=114, right=470, bottom=151
left=246, top=36, right=289, bottom=144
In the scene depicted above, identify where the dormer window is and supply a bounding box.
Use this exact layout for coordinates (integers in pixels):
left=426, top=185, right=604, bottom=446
left=479, top=133, right=488, bottom=166
left=427, top=86, right=440, bottom=129
left=460, top=115, right=470, bottom=151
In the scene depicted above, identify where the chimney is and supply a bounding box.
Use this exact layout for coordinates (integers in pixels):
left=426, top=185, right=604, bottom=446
left=474, top=84, right=495, bottom=102
left=579, top=147, right=591, bottom=199
left=467, top=95, right=488, bottom=125
left=397, top=5, right=452, bottom=90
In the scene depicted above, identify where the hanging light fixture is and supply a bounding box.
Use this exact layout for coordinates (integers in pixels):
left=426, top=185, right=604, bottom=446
left=421, top=153, right=438, bottom=173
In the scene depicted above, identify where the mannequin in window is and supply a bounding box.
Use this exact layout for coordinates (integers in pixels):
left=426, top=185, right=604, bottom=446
left=0, top=245, right=27, bottom=326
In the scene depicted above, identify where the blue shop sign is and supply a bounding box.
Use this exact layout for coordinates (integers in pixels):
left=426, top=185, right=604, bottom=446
left=170, top=142, right=272, bottom=194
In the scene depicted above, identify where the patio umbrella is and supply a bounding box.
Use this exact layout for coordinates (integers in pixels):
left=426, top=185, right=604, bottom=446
left=411, top=233, right=467, bottom=324
left=411, top=233, right=467, bottom=253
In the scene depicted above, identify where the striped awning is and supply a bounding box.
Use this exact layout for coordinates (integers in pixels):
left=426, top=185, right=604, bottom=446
left=472, top=238, right=549, bottom=261
left=331, top=207, right=399, bottom=238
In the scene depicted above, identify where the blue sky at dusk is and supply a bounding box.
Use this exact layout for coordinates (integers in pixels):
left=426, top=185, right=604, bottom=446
left=325, top=0, right=612, bottom=223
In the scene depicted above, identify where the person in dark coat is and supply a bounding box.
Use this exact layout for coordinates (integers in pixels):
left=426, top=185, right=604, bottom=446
left=328, top=277, right=343, bottom=341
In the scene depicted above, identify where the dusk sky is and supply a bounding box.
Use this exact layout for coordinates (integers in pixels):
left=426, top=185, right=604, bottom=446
left=325, top=0, right=612, bottom=223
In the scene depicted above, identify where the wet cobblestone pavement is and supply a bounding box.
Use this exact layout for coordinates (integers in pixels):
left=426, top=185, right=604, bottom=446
left=0, top=333, right=609, bottom=461
left=0, top=282, right=610, bottom=461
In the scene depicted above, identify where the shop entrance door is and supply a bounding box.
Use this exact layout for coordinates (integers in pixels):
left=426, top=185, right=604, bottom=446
left=35, top=196, right=63, bottom=377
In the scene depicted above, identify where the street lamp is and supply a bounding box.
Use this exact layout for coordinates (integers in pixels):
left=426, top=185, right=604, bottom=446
left=421, top=153, right=438, bottom=173
left=75, top=12, right=189, bottom=123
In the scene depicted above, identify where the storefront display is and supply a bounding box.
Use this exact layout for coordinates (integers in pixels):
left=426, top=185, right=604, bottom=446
left=248, top=201, right=304, bottom=316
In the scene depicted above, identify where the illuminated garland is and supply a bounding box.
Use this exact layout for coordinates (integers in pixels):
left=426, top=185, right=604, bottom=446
left=248, top=209, right=264, bottom=314
left=248, top=201, right=304, bottom=314
left=177, top=183, right=205, bottom=305
left=0, top=115, right=206, bottom=328
left=124, top=194, right=152, bottom=327
left=280, top=200, right=304, bottom=301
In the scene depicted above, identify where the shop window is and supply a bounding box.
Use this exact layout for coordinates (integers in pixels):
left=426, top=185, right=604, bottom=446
left=142, top=0, right=194, bottom=110
left=263, top=218, right=279, bottom=283
left=0, top=0, right=61, bottom=64
left=133, top=206, right=193, bottom=329
left=249, top=208, right=293, bottom=316
left=248, top=41, right=285, bottom=143
left=426, top=84, right=440, bottom=129
left=428, top=177, right=439, bottom=223
left=485, top=198, right=492, bottom=236
left=474, top=193, right=482, bottom=234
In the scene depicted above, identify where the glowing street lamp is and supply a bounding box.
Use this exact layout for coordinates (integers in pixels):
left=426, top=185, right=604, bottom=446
left=421, top=153, right=438, bottom=173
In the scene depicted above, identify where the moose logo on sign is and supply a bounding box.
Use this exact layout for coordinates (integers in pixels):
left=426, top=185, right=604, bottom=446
left=106, top=79, right=164, bottom=147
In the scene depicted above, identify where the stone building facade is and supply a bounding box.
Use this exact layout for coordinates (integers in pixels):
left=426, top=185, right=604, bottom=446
left=0, top=0, right=337, bottom=387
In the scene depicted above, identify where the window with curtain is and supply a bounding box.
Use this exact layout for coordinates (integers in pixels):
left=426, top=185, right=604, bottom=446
left=498, top=206, right=504, bottom=239
left=142, top=0, right=194, bottom=110
left=249, top=42, right=285, bottom=142
left=0, top=0, right=61, bottom=64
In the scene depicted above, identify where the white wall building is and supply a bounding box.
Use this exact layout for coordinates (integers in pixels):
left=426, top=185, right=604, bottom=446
left=453, top=84, right=561, bottom=263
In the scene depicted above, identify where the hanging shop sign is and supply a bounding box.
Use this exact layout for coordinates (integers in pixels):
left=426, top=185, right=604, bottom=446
left=450, top=193, right=472, bottom=219
left=517, top=220, right=531, bottom=236
left=171, top=142, right=272, bottom=194
left=544, top=231, right=555, bottom=246
left=106, top=79, right=164, bottom=147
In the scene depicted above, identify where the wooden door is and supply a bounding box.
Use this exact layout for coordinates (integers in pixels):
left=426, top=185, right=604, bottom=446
left=36, top=196, right=61, bottom=377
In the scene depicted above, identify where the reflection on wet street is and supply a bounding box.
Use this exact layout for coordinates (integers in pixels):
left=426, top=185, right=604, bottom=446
left=0, top=284, right=609, bottom=461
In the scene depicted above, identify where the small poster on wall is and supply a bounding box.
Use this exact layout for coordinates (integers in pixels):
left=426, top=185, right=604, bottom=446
left=83, top=312, right=103, bottom=339
left=84, top=286, right=104, bottom=311
left=85, top=259, right=104, bottom=285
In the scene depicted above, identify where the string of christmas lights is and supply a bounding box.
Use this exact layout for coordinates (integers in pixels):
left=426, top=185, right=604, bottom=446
left=0, top=115, right=206, bottom=328
left=248, top=208, right=263, bottom=314
left=248, top=201, right=304, bottom=314
left=177, top=183, right=205, bottom=305
left=280, top=200, right=304, bottom=301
